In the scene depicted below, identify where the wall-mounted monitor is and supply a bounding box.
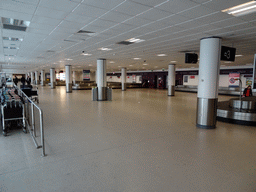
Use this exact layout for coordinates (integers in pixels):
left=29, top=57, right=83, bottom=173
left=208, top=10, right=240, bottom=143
left=185, top=53, right=198, bottom=63
left=221, top=46, right=236, bottom=62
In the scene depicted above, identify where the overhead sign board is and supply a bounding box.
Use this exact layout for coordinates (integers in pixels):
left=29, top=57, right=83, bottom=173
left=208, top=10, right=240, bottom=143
left=221, top=46, right=236, bottom=62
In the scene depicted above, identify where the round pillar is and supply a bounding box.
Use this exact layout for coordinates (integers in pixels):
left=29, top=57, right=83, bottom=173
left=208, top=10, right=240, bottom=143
left=196, top=37, right=222, bottom=129
left=50, top=68, right=56, bottom=89
left=121, top=67, right=127, bottom=91
left=168, top=64, right=175, bottom=96
left=35, top=71, right=39, bottom=85
left=73, top=71, right=76, bottom=85
left=65, top=65, right=72, bottom=93
left=31, top=72, right=34, bottom=84
left=41, top=70, right=45, bottom=86
left=97, top=59, right=107, bottom=101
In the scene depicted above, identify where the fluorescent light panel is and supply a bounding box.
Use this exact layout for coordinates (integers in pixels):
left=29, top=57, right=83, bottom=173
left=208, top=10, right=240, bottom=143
left=99, top=47, right=112, bottom=51
left=222, top=1, right=256, bottom=17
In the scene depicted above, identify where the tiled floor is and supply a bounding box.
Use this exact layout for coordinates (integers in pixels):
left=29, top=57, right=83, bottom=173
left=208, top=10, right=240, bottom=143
left=0, top=86, right=256, bottom=192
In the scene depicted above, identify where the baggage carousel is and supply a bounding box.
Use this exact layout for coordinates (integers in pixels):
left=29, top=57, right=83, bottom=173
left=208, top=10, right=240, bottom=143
left=217, top=96, right=256, bottom=126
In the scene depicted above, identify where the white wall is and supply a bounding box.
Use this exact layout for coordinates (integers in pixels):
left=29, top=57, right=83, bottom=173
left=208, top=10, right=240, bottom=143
left=107, top=75, right=142, bottom=83
left=183, top=75, right=199, bottom=86
left=183, top=74, right=250, bottom=88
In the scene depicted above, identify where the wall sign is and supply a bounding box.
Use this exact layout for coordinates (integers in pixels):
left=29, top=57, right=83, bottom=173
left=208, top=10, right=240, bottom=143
left=221, top=46, right=236, bottom=62
left=229, top=73, right=240, bottom=87
left=83, top=70, right=90, bottom=80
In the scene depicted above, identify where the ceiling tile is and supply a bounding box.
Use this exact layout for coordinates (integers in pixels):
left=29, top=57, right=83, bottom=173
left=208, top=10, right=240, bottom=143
left=100, top=11, right=132, bottom=23
left=35, top=7, right=68, bottom=20
left=0, top=9, right=33, bottom=21
left=29, top=23, right=56, bottom=31
left=122, top=17, right=153, bottom=26
left=179, top=5, right=217, bottom=19
left=195, top=12, right=234, bottom=25
left=2, top=29, right=25, bottom=38
left=30, top=15, right=62, bottom=26
left=2, top=1, right=37, bottom=15
left=156, top=0, right=199, bottom=14
left=114, top=1, right=151, bottom=16
left=39, top=0, right=79, bottom=12
left=26, top=28, right=53, bottom=35
left=202, top=0, right=252, bottom=11
left=12, top=0, right=40, bottom=5
left=88, top=19, right=118, bottom=29
left=130, top=0, right=170, bottom=7
left=73, top=4, right=109, bottom=18
left=57, top=20, right=86, bottom=31
left=110, top=23, right=137, bottom=32
left=211, top=17, right=246, bottom=28
left=64, top=14, right=95, bottom=24
left=239, top=14, right=256, bottom=22
left=137, top=8, right=173, bottom=21
left=82, top=0, right=126, bottom=10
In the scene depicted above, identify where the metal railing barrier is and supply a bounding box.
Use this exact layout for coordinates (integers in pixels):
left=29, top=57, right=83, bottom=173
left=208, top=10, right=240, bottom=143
left=14, top=85, right=45, bottom=157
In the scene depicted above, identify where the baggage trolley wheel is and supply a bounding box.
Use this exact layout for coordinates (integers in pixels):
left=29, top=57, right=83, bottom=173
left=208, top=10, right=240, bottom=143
left=22, top=128, right=27, bottom=134
left=3, top=131, right=7, bottom=137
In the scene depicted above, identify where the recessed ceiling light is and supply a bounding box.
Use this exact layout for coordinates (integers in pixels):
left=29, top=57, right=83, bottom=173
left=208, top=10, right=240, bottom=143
left=235, top=55, right=243, bottom=57
left=157, top=54, right=167, bottom=57
left=133, top=58, right=141, bottom=60
left=65, top=58, right=73, bottom=60
left=99, top=47, right=112, bottom=51
left=89, top=64, right=92, bottom=66
left=109, top=61, right=115, bottom=63
left=143, top=64, right=148, bottom=65
left=129, top=65, right=133, bottom=66
left=222, top=1, right=256, bottom=17
left=81, top=53, right=92, bottom=56
left=126, top=38, right=145, bottom=43
left=170, top=61, right=177, bottom=63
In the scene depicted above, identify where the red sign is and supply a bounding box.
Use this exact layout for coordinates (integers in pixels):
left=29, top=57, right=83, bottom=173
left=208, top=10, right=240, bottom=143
left=190, top=76, right=195, bottom=79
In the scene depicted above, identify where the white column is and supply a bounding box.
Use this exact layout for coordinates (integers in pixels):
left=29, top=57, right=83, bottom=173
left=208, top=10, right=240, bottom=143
left=50, top=68, right=56, bottom=89
left=65, top=65, right=72, bottom=93
left=73, top=71, right=76, bottom=85
left=41, top=70, right=45, bottom=86
left=196, top=37, right=222, bottom=129
left=121, top=67, right=127, bottom=91
left=168, top=64, right=175, bottom=96
left=97, top=59, right=107, bottom=101
left=35, top=71, right=39, bottom=85
left=31, top=72, right=34, bottom=84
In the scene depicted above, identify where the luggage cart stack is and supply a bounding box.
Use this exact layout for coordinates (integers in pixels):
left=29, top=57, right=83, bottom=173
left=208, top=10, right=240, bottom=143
left=1, top=88, right=26, bottom=136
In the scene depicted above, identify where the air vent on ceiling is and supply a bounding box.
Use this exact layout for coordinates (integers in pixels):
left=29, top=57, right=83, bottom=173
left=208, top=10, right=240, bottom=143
left=117, top=41, right=134, bottom=45
left=76, top=30, right=95, bottom=36
left=4, top=46, right=19, bottom=49
left=46, top=50, right=55, bottom=53
left=64, top=39, right=77, bottom=43
left=3, top=37, right=22, bottom=41
left=116, top=38, right=145, bottom=46
left=1, top=17, right=30, bottom=32
left=77, top=30, right=94, bottom=34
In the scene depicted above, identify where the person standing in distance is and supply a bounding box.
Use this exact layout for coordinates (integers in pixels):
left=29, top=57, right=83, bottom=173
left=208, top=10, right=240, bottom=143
left=243, top=85, right=253, bottom=97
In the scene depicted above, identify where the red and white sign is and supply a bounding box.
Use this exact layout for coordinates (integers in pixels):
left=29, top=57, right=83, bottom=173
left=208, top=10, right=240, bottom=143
left=229, top=73, right=240, bottom=87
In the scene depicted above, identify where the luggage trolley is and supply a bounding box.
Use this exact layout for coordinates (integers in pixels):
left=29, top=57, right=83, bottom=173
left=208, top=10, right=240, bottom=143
left=1, top=88, right=26, bottom=136
left=21, top=85, right=39, bottom=103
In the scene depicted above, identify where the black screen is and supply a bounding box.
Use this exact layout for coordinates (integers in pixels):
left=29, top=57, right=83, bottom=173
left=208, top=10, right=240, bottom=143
left=185, top=53, right=198, bottom=63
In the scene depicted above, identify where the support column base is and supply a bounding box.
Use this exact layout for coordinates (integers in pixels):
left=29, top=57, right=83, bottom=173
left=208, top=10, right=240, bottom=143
left=66, top=83, right=72, bottom=93
left=196, top=98, right=217, bottom=129
left=168, top=85, right=175, bottom=96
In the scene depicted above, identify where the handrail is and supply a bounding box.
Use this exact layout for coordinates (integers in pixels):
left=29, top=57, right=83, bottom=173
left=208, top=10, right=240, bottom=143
left=14, top=85, right=45, bottom=157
